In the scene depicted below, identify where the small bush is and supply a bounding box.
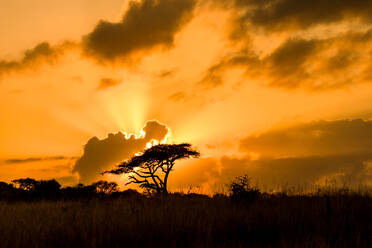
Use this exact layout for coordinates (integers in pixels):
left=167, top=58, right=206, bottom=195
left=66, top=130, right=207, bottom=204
left=229, top=175, right=260, bottom=203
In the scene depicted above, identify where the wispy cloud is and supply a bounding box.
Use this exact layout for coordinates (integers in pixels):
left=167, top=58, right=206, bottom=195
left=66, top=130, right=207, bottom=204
left=3, top=156, right=78, bottom=164
left=97, top=77, right=122, bottom=90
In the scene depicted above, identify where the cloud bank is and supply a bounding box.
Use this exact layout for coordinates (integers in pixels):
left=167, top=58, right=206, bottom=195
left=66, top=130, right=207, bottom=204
left=172, top=119, right=372, bottom=190
left=240, top=119, right=372, bottom=157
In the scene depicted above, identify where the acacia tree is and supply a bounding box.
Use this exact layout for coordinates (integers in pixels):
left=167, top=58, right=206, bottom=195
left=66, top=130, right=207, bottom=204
left=103, top=143, right=200, bottom=194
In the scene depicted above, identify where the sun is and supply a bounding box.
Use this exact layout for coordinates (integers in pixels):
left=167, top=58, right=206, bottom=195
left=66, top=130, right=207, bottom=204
left=146, top=139, right=159, bottom=149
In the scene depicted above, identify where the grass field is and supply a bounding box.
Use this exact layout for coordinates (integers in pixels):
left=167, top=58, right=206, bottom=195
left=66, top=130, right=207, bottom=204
left=0, top=190, right=370, bottom=248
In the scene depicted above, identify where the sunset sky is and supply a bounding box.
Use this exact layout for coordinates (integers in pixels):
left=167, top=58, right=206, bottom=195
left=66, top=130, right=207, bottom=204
left=1, top=0, right=372, bottom=191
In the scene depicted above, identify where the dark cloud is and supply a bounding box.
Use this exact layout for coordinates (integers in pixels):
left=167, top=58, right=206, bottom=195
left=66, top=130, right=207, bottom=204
left=265, top=38, right=318, bottom=88
left=240, top=119, right=372, bottom=158
left=224, top=0, right=372, bottom=33
left=322, top=50, right=355, bottom=73
left=3, top=156, right=77, bottom=164
left=97, top=77, right=122, bottom=90
left=141, top=120, right=169, bottom=141
left=200, top=29, right=372, bottom=90
left=251, top=0, right=372, bottom=31
left=72, top=120, right=169, bottom=183
left=197, top=1, right=372, bottom=91
left=1, top=0, right=196, bottom=76
left=0, top=42, right=55, bottom=77
left=198, top=50, right=260, bottom=88
left=0, top=42, right=74, bottom=78
left=83, top=0, right=196, bottom=62
left=22, top=42, right=57, bottom=62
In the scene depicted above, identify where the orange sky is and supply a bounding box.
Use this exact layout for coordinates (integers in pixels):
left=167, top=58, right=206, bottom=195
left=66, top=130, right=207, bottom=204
left=1, top=0, right=372, bottom=191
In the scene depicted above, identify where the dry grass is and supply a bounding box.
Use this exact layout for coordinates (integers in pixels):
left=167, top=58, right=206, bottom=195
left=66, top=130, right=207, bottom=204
left=0, top=191, right=370, bottom=248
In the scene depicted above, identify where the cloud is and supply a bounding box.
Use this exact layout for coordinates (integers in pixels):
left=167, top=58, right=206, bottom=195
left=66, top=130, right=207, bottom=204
left=170, top=153, right=371, bottom=192
left=171, top=119, right=372, bottom=191
left=240, top=119, right=372, bottom=157
left=168, top=91, right=188, bottom=102
left=198, top=50, right=260, bottom=88
left=157, top=69, right=176, bottom=78
left=170, top=157, right=219, bottom=189
left=0, top=42, right=74, bottom=78
left=219, top=153, right=372, bottom=189
left=72, top=120, right=169, bottom=183
left=97, top=77, right=122, bottom=90
left=264, top=38, right=318, bottom=89
left=3, top=156, right=77, bottom=164
left=200, top=29, right=372, bottom=90
left=236, top=119, right=372, bottom=186
left=197, top=1, right=372, bottom=91
left=55, top=175, right=79, bottom=186
left=1, top=0, right=196, bottom=76
left=83, top=0, right=196, bottom=62
left=222, top=0, right=372, bottom=34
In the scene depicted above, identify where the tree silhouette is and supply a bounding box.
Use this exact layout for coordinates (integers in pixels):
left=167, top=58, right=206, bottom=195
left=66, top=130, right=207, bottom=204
left=104, top=143, right=200, bottom=194
left=12, top=178, right=39, bottom=191
left=93, top=180, right=119, bottom=194
left=36, top=179, right=61, bottom=196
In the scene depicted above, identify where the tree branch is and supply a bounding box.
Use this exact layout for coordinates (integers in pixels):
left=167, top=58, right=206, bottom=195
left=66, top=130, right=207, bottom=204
left=131, top=170, right=151, bottom=179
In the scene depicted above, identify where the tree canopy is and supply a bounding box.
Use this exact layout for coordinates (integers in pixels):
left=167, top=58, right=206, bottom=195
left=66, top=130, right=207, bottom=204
left=104, top=143, right=200, bottom=194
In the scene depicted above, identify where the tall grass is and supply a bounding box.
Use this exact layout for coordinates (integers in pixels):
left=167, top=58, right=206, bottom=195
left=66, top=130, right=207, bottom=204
left=0, top=190, right=370, bottom=248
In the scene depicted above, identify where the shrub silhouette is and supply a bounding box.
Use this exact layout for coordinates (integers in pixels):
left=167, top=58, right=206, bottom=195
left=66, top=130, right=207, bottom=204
left=92, top=180, right=119, bottom=194
left=104, top=143, right=200, bottom=194
left=229, top=175, right=260, bottom=203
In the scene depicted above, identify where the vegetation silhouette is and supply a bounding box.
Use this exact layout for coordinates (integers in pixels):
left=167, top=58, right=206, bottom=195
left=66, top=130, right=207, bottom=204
left=103, top=143, right=200, bottom=194
left=0, top=175, right=370, bottom=247
left=0, top=144, right=370, bottom=247
left=92, top=180, right=119, bottom=194
left=0, top=179, right=141, bottom=201
left=0, top=177, right=370, bottom=247
left=229, top=175, right=261, bottom=204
